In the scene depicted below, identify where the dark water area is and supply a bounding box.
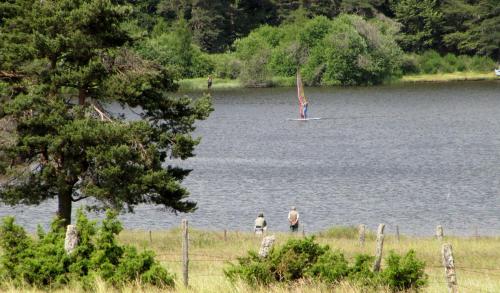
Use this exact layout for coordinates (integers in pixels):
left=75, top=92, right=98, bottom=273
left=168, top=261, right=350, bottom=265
left=2, top=81, right=500, bottom=236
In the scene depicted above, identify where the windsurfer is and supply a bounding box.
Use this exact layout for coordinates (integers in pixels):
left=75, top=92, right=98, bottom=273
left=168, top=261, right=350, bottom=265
left=302, top=100, right=308, bottom=119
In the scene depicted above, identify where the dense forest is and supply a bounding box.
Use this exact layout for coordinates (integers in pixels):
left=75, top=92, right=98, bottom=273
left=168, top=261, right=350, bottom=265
left=131, top=0, right=500, bottom=85
left=2, top=0, right=500, bottom=86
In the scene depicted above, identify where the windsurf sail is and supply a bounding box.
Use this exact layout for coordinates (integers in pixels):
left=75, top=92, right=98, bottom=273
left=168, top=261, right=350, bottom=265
left=297, top=71, right=308, bottom=118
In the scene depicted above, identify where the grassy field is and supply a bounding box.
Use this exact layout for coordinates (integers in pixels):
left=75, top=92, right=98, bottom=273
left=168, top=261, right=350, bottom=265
left=4, top=227, right=498, bottom=292
left=178, top=71, right=499, bottom=91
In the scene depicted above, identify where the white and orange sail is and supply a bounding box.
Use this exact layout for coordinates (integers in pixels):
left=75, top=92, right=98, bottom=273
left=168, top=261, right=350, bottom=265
left=297, top=71, right=308, bottom=118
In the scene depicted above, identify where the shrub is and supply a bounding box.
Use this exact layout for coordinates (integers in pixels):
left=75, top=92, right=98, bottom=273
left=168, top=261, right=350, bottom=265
left=380, top=250, right=428, bottom=291
left=234, top=32, right=272, bottom=86
left=308, top=250, right=350, bottom=283
left=225, top=237, right=329, bottom=285
left=0, top=210, right=174, bottom=289
left=225, top=251, right=274, bottom=286
left=411, top=50, right=496, bottom=74
left=135, top=19, right=213, bottom=79
left=234, top=14, right=403, bottom=86
left=210, top=53, right=241, bottom=79
left=347, top=253, right=378, bottom=287
left=226, top=237, right=428, bottom=291
left=401, top=54, right=420, bottom=74
left=270, top=237, right=329, bottom=281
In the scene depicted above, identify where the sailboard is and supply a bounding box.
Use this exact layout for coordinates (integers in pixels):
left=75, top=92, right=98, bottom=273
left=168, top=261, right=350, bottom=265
left=289, top=71, right=321, bottom=121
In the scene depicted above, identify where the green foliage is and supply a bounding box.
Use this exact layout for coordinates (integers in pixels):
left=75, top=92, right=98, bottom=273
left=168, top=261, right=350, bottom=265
left=403, top=51, right=496, bottom=74
left=308, top=250, right=350, bottom=283
left=209, top=53, right=241, bottom=79
left=347, top=254, right=377, bottom=286
left=234, top=14, right=403, bottom=86
left=441, top=0, right=500, bottom=60
left=0, top=0, right=213, bottom=225
left=0, top=210, right=174, bottom=289
left=189, top=0, right=232, bottom=53
left=234, top=31, right=272, bottom=86
left=271, top=237, right=329, bottom=281
left=380, top=250, right=428, bottom=291
left=226, top=237, right=428, bottom=291
left=225, top=251, right=274, bottom=286
left=394, top=0, right=443, bottom=52
left=136, top=19, right=214, bottom=78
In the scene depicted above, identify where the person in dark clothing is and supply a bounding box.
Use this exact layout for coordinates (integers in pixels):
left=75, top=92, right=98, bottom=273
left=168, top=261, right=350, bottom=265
left=207, top=75, right=213, bottom=89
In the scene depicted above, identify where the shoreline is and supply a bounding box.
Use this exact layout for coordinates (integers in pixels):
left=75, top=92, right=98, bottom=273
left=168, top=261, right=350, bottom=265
left=178, top=71, right=498, bottom=92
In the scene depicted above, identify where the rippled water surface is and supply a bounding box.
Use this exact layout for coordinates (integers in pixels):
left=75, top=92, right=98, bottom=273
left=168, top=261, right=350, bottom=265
left=2, top=81, right=500, bottom=235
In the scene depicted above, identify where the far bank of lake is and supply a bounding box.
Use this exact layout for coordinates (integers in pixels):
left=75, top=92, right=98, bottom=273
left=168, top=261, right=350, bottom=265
left=178, top=71, right=499, bottom=91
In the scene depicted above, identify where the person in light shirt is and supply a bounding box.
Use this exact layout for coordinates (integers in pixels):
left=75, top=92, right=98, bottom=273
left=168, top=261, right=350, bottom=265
left=254, top=213, right=267, bottom=235
left=288, top=206, right=299, bottom=232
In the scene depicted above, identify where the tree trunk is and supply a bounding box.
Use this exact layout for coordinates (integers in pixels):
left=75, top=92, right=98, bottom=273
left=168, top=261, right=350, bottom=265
left=78, top=88, right=86, bottom=105
left=57, top=187, right=73, bottom=226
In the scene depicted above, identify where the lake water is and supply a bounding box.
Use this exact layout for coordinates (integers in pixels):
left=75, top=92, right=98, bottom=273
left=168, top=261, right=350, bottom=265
left=1, top=81, right=500, bottom=236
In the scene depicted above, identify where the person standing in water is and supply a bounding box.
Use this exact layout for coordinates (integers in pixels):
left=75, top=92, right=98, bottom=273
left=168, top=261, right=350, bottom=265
left=288, top=206, right=299, bottom=232
left=254, top=213, right=267, bottom=235
left=207, top=75, right=213, bottom=89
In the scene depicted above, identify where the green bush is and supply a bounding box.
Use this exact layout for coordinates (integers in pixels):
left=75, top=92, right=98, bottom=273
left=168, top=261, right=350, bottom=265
left=401, top=54, right=420, bottom=74
left=225, top=237, right=329, bottom=285
left=410, top=50, right=496, bottom=74
left=0, top=210, right=174, bottom=289
left=209, top=53, right=241, bottom=79
left=380, top=250, right=428, bottom=291
left=135, top=19, right=213, bottom=79
left=271, top=237, right=329, bottom=281
left=234, top=14, right=403, bottom=86
left=225, top=251, right=274, bottom=286
left=226, top=237, right=428, bottom=291
left=347, top=254, right=378, bottom=287
left=234, top=31, right=273, bottom=86
left=308, top=250, right=350, bottom=283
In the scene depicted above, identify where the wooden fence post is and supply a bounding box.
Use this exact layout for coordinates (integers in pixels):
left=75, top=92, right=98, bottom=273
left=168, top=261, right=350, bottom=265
left=64, top=225, right=79, bottom=254
left=358, top=224, right=366, bottom=247
left=149, top=230, right=152, bottom=245
left=182, top=219, right=189, bottom=288
left=442, top=243, right=458, bottom=293
left=373, top=224, right=385, bottom=272
left=224, top=229, right=227, bottom=241
left=436, top=225, right=444, bottom=241
left=395, top=225, right=400, bottom=243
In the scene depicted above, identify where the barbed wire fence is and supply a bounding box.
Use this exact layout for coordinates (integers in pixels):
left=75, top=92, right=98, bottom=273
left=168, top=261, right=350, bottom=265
left=117, top=221, right=500, bottom=290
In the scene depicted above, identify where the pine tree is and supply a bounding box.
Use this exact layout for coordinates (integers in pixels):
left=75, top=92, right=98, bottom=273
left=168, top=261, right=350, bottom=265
left=190, top=0, right=232, bottom=52
left=0, top=0, right=212, bottom=226
left=394, top=0, right=444, bottom=52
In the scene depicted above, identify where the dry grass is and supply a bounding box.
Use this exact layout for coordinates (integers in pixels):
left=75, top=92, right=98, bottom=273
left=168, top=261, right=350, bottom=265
left=2, top=228, right=500, bottom=292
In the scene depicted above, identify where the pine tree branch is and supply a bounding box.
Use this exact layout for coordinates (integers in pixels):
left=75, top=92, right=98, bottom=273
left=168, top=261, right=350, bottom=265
left=90, top=100, right=113, bottom=122
left=71, top=195, right=89, bottom=202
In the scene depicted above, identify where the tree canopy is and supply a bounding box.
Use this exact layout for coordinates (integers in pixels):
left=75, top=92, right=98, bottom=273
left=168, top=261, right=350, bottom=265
left=0, top=0, right=212, bottom=225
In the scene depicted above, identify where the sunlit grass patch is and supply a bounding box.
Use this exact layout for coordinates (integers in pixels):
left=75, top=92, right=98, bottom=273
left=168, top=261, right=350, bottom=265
left=401, top=71, right=497, bottom=83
